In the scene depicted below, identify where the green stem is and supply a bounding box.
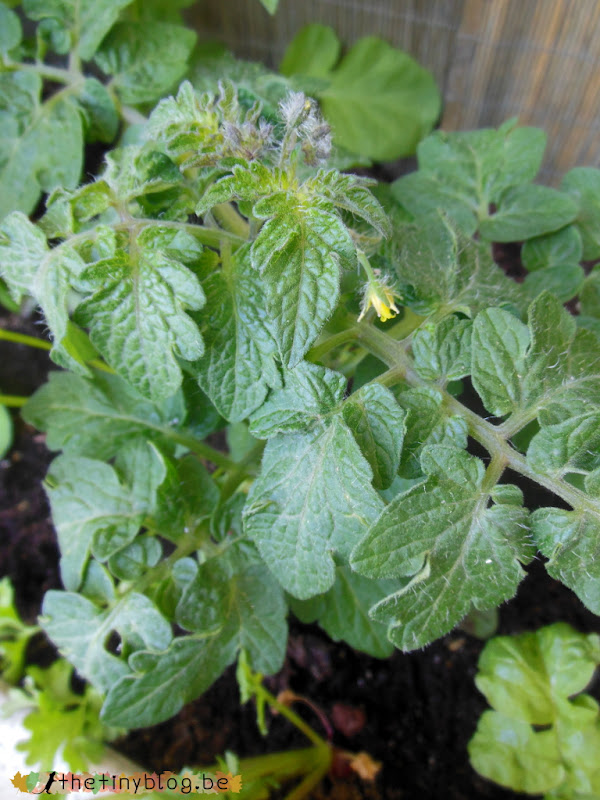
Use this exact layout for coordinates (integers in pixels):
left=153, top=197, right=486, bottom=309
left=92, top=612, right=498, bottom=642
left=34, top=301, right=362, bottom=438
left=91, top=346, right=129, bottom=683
left=87, top=358, right=116, bottom=375
left=212, top=203, right=250, bottom=239
left=120, top=105, right=147, bottom=126
left=5, top=60, right=77, bottom=86
left=258, top=687, right=327, bottom=748
left=119, top=218, right=245, bottom=248
left=163, top=430, right=236, bottom=471
left=219, top=441, right=265, bottom=503
left=357, top=249, right=378, bottom=284
left=306, top=328, right=360, bottom=362
left=229, top=746, right=329, bottom=784
left=282, top=756, right=330, bottom=800
left=0, top=327, right=117, bottom=374
left=386, top=307, right=426, bottom=342
left=354, top=320, right=600, bottom=518
left=0, top=329, right=51, bottom=350
left=0, top=394, right=28, bottom=407
left=133, top=526, right=211, bottom=594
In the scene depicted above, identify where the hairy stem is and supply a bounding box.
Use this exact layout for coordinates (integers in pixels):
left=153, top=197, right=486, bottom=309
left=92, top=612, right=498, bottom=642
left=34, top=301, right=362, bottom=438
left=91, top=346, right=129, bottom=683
left=5, top=60, right=78, bottom=85
left=219, top=441, right=265, bottom=503
left=118, top=218, right=246, bottom=248
left=306, top=328, right=360, bottom=362
left=212, top=203, right=250, bottom=239
left=355, top=320, right=600, bottom=517
left=163, top=429, right=236, bottom=471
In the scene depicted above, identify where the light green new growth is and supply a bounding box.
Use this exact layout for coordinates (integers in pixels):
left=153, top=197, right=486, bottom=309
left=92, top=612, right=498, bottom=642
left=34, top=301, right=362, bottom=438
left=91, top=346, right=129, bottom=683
left=469, top=623, right=600, bottom=798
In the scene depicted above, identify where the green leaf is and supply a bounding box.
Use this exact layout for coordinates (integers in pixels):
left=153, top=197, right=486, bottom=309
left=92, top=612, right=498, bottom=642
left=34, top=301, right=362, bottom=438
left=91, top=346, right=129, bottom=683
left=17, top=660, right=110, bottom=772
left=522, top=262, right=584, bottom=304
left=468, top=623, right=600, bottom=797
left=290, top=566, right=397, bottom=658
left=244, top=416, right=384, bottom=599
left=389, top=213, right=525, bottom=317
left=351, top=446, right=532, bottom=650
left=0, top=404, right=12, bottom=461
left=532, top=508, right=600, bottom=615
left=479, top=185, right=578, bottom=242
left=193, top=246, right=280, bottom=422
left=581, top=269, right=600, bottom=319
left=302, top=169, right=391, bottom=237
left=94, top=22, right=196, bottom=105
left=23, top=370, right=186, bottom=460
left=259, top=0, right=279, bottom=14
left=76, top=78, right=119, bottom=143
left=0, top=212, right=47, bottom=303
left=317, top=36, right=441, bottom=161
left=475, top=623, right=600, bottom=724
left=342, top=383, right=405, bottom=490
left=521, top=291, right=576, bottom=403
left=76, top=231, right=205, bottom=403
left=252, top=202, right=355, bottom=367
left=469, top=711, right=564, bottom=794
left=395, top=386, right=468, bottom=478
left=392, top=121, right=546, bottom=232
left=103, top=145, right=183, bottom=204
left=527, top=412, right=600, bottom=478
left=46, top=441, right=166, bottom=589
left=0, top=3, right=21, bottom=55
left=41, top=590, right=172, bottom=693
left=153, top=453, right=219, bottom=541
left=108, top=535, right=162, bottom=581
left=471, top=308, right=530, bottom=417
left=80, top=560, right=115, bottom=605
left=101, top=634, right=237, bottom=729
left=23, top=0, right=136, bottom=60
left=0, top=71, right=83, bottom=218
left=0, top=577, right=37, bottom=683
left=470, top=293, right=583, bottom=419
left=521, top=226, right=583, bottom=272
left=0, top=212, right=89, bottom=348
left=561, top=167, right=600, bottom=259
left=280, top=24, right=341, bottom=79
left=188, top=50, right=290, bottom=126
left=177, top=543, right=287, bottom=675
left=249, top=361, right=345, bottom=438
left=226, top=421, right=258, bottom=462
left=411, top=316, right=472, bottom=383
left=121, top=0, right=194, bottom=23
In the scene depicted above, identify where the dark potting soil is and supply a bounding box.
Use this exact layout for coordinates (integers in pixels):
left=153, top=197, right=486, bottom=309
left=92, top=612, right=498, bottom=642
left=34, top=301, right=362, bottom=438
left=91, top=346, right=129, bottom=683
left=2, top=269, right=600, bottom=800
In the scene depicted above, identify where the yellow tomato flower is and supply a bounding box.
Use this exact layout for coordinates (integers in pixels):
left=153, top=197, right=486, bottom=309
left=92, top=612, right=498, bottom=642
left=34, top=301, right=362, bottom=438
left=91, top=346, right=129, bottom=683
left=358, top=281, right=400, bottom=322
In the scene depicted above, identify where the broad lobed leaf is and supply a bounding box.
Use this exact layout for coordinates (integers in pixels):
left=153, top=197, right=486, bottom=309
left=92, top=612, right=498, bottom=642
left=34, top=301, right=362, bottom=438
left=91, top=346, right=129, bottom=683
left=251, top=201, right=355, bottom=366
left=41, top=589, right=172, bottom=694
left=351, top=446, right=533, bottom=650
left=46, top=441, right=165, bottom=590
left=193, top=246, right=280, bottom=422
left=244, top=416, right=384, bottom=599
left=249, top=360, right=346, bottom=438
left=23, top=370, right=186, bottom=460
left=290, top=566, right=398, bottom=659
left=75, top=231, right=205, bottom=403
left=0, top=71, right=83, bottom=217
left=94, top=22, right=196, bottom=105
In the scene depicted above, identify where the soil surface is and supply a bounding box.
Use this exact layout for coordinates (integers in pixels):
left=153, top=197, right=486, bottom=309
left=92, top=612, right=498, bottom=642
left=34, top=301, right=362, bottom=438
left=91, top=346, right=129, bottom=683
left=2, top=263, right=600, bottom=800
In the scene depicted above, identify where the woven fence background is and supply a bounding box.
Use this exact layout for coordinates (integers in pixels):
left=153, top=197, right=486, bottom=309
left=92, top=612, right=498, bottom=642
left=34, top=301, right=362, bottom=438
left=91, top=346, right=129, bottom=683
left=190, top=0, right=600, bottom=184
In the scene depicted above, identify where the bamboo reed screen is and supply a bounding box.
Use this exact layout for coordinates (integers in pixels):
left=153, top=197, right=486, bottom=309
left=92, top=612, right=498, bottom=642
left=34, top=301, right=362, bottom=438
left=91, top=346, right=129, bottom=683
left=189, top=0, right=600, bottom=183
